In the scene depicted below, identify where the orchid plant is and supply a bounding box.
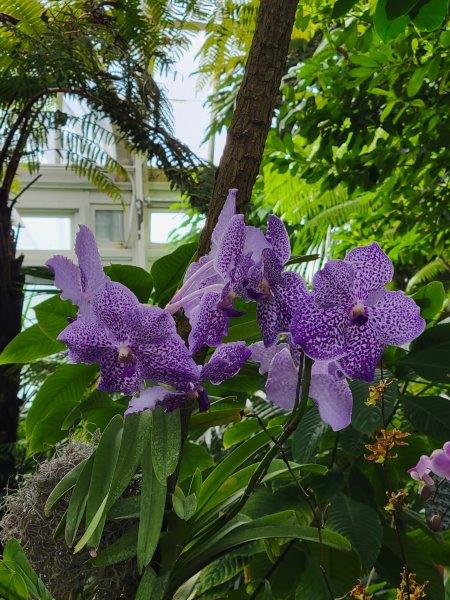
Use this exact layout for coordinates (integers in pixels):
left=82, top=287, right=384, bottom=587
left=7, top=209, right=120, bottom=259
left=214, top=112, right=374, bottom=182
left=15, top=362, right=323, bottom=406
left=0, top=189, right=448, bottom=600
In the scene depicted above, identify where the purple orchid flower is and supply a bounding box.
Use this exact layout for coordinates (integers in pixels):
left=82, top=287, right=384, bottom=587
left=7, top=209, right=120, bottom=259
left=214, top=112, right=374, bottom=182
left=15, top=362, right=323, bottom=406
left=290, top=243, right=425, bottom=382
left=125, top=341, right=251, bottom=414
left=243, top=216, right=307, bottom=347
left=166, top=189, right=268, bottom=354
left=250, top=340, right=352, bottom=431
left=46, top=225, right=109, bottom=320
left=408, top=443, right=450, bottom=485
left=408, top=455, right=433, bottom=486
left=58, top=280, right=197, bottom=394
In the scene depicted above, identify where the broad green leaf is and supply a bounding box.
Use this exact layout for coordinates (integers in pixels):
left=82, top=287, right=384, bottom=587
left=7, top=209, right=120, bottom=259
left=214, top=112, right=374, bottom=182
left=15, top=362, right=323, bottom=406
left=196, top=429, right=276, bottom=514
left=178, top=441, right=214, bottom=482
left=135, top=567, right=157, bottom=600
left=223, top=419, right=261, bottom=449
left=285, top=253, right=320, bottom=266
left=85, top=415, right=124, bottom=548
left=190, top=408, right=242, bottom=433
left=331, top=0, right=358, bottom=18
left=327, top=493, right=382, bottom=572
left=91, top=524, right=138, bottom=566
left=0, top=324, right=64, bottom=365
left=74, top=495, right=109, bottom=553
left=402, top=395, right=450, bottom=440
left=411, top=281, right=445, bottom=320
left=397, top=323, right=450, bottom=382
left=45, top=458, right=89, bottom=516
left=292, top=406, right=327, bottom=462
left=150, top=241, right=197, bottom=305
left=104, top=264, right=153, bottom=303
left=26, top=363, right=99, bottom=453
left=151, top=406, right=181, bottom=484
left=407, top=64, right=428, bottom=97
left=413, top=0, right=448, bottom=30
left=349, top=55, right=381, bottom=68
left=3, top=540, right=54, bottom=600
left=34, top=295, right=76, bottom=339
left=172, top=486, right=197, bottom=520
left=61, top=390, right=118, bottom=430
left=137, top=427, right=167, bottom=572
left=224, top=319, right=261, bottom=343
left=107, top=495, right=141, bottom=521
left=385, top=0, right=420, bottom=19
left=0, top=562, right=28, bottom=600
left=374, top=0, right=409, bottom=41
left=65, top=454, right=95, bottom=547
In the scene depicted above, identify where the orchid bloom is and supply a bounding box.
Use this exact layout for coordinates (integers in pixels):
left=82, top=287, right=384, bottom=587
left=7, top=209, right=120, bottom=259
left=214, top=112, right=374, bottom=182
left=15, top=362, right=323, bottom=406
left=290, top=243, right=425, bottom=382
left=125, top=342, right=251, bottom=414
left=408, top=443, right=450, bottom=486
left=46, top=225, right=109, bottom=320
left=250, top=340, right=353, bottom=431
left=59, top=280, right=195, bottom=395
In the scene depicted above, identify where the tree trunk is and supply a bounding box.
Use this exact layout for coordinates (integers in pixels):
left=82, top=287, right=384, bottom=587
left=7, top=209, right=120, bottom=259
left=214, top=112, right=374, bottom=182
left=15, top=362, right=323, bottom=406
left=0, top=190, right=24, bottom=498
left=197, top=0, right=298, bottom=256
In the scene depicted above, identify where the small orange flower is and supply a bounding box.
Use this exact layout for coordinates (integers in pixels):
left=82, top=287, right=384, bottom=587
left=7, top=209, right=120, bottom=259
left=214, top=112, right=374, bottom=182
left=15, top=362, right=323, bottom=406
left=365, top=429, right=410, bottom=463
left=395, top=568, right=427, bottom=599
left=366, top=379, right=393, bottom=406
left=349, top=581, right=373, bottom=599
left=385, top=489, right=407, bottom=514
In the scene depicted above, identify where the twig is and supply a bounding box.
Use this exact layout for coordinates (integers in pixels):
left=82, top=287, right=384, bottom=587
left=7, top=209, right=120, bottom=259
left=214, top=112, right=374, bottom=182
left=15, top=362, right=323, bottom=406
left=9, top=174, right=42, bottom=210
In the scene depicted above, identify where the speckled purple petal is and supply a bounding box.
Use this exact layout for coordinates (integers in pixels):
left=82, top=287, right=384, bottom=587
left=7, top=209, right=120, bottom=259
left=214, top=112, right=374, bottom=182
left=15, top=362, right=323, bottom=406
left=125, top=386, right=168, bottom=414
left=257, top=296, right=280, bottom=347
left=92, top=280, right=140, bottom=338
left=58, top=318, right=110, bottom=362
left=249, top=341, right=287, bottom=374
left=131, top=306, right=177, bottom=345
left=265, top=347, right=298, bottom=410
left=211, top=188, right=238, bottom=249
left=140, top=335, right=200, bottom=389
left=201, top=342, right=251, bottom=384
left=312, top=259, right=355, bottom=309
left=98, top=348, right=143, bottom=394
left=215, top=214, right=246, bottom=280
left=188, top=292, right=229, bottom=355
left=309, top=372, right=352, bottom=431
left=265, top=215, right=291, bottom=264
left=261, top=248, right=283, bottom=287
left=290, top=296, right=348, bottom=361
left=46, top=255, right=83, bottom=306
left=75, top=225, right=107, bottom=294
left=345, top=243, right=393, bottom=300
left=338, top=322, right=384, bottom=382
left=369, top=290, right=425, bottom=346
left=275, top=271, right=308, bottom=330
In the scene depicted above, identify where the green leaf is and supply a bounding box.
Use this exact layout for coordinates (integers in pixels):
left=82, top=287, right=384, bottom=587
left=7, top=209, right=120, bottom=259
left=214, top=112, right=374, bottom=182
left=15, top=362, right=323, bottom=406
left=172, top=486, right=197, bottom=520
left=107, top=495, right=141, bottom=521
left=3, top=540, right=54, bottom=600
left=178, top=441, right=214, bottom=482
left=26, top=364, right=99, bottom=453
left=34, top=296, right=76, bottom=339
left=91, top=524, right=138, bottom=566
left=85, top=414, right=124, bottom=548
left=151, top=406, right=181, bottom=485
left=413, top=0, right=448, bottom=30
left=137, top=427, right=167, bottom=572
left=285, top=253, right=320, bottom=266
left=331, top=0, right=358, bottom=18
left=397, top=323, right=450, bottom=382
left=374, top=0, right=409, bottom=42
left=0, top=324, right=64, bottom=365
left=45, top=458, right=89, bottom=516
left=135, top=567, right=157, bottom=600
left=223, top=419, right=261, bottom=449
left=0, top=562, right=28, bottom=600
left=224, top=319, right=261, bottom=343
left=407, top=64, right=428, bottom=97
left=74, top=495, right=109, bottom=553
left=349, top=55, right=381, bottom=68
left=65, top=454, right=95, bottom=547
left=385, top=0, right=420, bottom=20
left=327, top=493, right=382, bottom=572
left=411, top=281, right=445, bottom=320
left=402, top=395, right=450, bottom=440
left=104, top=264, right=153, bottom=303
left=292, top=406, right=327, bottom=463
left=150, top=241, right=197, bottom=305
left=350, top=378, right=397, bottom=435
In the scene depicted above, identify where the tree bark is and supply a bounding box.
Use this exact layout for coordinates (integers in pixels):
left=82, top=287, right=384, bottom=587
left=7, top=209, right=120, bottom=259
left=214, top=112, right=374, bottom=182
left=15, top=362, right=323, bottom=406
left=0, top=191, right=24, bottom=497
left=197, top=0, right=298, bottom=256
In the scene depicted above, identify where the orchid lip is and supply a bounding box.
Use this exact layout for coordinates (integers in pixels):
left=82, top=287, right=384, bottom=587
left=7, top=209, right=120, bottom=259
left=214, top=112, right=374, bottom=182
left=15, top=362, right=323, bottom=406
left=350, top=302, right=369, bottom=326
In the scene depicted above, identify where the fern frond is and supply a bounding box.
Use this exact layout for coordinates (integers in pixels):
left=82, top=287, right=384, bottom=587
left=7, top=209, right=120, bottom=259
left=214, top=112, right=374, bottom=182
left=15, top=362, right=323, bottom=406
left=406, top=258, right=450, bottom=291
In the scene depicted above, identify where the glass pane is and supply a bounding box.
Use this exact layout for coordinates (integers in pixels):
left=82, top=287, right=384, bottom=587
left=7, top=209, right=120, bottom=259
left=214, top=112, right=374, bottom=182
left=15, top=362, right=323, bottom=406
left=17, top=216, right=71, bottom=250
left=149, top=212, right=189, bottom=244
left=95, top=210, right=124, bottom=243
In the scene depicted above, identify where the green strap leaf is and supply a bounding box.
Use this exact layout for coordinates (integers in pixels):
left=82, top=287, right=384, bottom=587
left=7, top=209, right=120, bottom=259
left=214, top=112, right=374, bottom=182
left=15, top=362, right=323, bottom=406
left=65, top=454, right=95, bottom=547
left=151, top=406, right=181, bottom=485
left=45, top=458, right=89, bottom=516
left=3, top=539, right=54, bottom=600
left=74, top=495, right=109, bottom=554
left=91, top=523, right=138, bottom=567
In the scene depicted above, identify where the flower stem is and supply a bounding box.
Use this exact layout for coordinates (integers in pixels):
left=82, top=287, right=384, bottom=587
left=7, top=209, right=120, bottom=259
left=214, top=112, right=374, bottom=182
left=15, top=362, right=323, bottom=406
left=165, top=283, right=224, bottom=314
